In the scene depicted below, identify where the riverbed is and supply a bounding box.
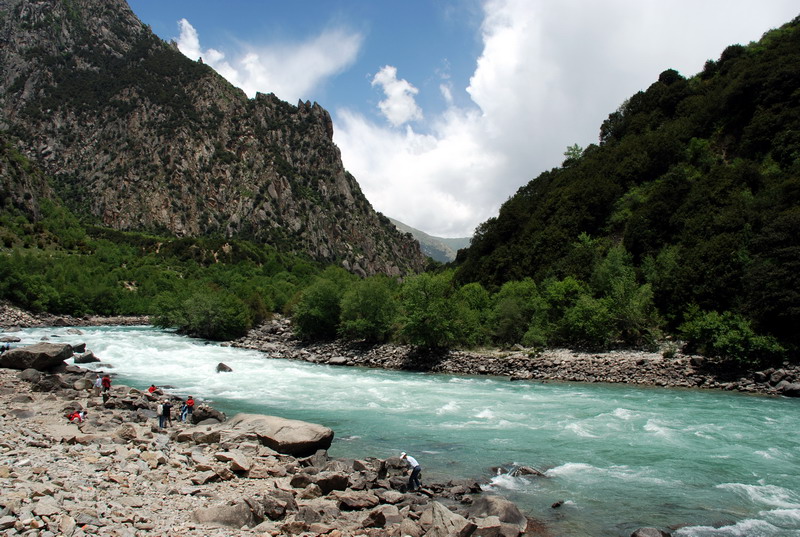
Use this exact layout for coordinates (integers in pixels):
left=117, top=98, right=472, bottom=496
left=9, top=325, right=800, bottom=537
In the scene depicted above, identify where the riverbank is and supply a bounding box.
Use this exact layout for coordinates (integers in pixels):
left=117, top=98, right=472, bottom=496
left=2, top=302, right=798, bottom=397
left=0, top=354, right=550, bottom=537
left=231, top=316, right=800, bottom=398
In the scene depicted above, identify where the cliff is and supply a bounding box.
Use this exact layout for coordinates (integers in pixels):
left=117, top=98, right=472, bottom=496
left=0, top=0, right=425, bottom=277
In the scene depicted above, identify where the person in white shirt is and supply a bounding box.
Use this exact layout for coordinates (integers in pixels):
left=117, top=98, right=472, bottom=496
left=400, top=451, right=422, bottom=491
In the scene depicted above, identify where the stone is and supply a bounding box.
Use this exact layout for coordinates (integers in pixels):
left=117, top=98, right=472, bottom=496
left=332, top=490, right=379, bottom=511
left=216, top=362, right=233, bottom=373
left=631, top=528, right=671, bottom=537
left=222, top=413, right=334, bottom=456
left=193, top=500, right=258, bottom=528
left=467, top=495, right=527, bottom=533
left=779, top=383, right=800, bottom=397
left=313, top=471, right=350, bottom=494
left=420, top=501, right=476, bottom=537
left=0, top=343, right=73, bottom=370
left=73, top=351, right=99, bottom=364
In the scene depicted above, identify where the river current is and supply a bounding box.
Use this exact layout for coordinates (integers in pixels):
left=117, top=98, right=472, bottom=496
left=11, top=325, right=800, bottom=537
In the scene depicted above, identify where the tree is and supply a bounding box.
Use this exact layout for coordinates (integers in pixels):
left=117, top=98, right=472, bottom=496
left=399, top=271, right=462, bottom=349
left=339, top=276, right=399, bottom=343
left=292, top=277, right=347, bottom=341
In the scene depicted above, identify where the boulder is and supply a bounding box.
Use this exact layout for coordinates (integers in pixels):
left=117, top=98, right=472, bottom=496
left=779, top=383, right=800, bottom=397
left=223, top=413, right=334, bottom=457
left=0, top=342, right=73, bottom=370
left=420, top=501, right=476, bottom=537
left=467, top=495, right=527, bottom=533
left=73, top=351, right=100, bottom=364
left=70, top=342, right=87, bottom=353
left=193, top=500, right=258, bottom=528
left=216, top=362, right=233, bottom=373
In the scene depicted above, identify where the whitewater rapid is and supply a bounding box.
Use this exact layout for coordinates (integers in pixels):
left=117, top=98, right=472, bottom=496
left=9, top=325, right=800, bottom=537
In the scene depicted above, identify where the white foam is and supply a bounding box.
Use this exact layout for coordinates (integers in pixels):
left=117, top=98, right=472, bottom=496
left=475, top=408, right=495, bottom=419
left=436, top=401, right=459, bottom=415
left=674, top=518, right=784, bottom=536
left=545, top=462, right=596, bottom=477
left=718, top=483, right=800, bottom=510
left=565, top=422, right=598, bottom=438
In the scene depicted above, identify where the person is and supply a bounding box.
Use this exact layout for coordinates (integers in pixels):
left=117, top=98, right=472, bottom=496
left=93, top=374, right=103, bottom=397
left=157, top=401, right=165, bottom=428
left=101, top=374, right=112, bottom=403
left=183, top=396, right=195, bottom=422
left=162, top=399, right=173, bottom=427
left=68, top=409, right=86, bottom=423
left=400, top=452, right=422, bottom=492
left=148, top=385, right=157, bottom=394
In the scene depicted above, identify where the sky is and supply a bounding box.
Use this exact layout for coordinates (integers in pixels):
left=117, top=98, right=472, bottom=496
left=127, top=1, right=798, bottom=238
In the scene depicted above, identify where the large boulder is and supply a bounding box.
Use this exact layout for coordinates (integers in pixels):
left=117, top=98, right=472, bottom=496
left=0, top=342, right=73, bottom=371
left=467, top=495, right=528, bottom=534
left=222, top=413, right=334, bottom=457
left=420, top=501, right=476, bottom=537
left=779, top=383, right=800, bottom=397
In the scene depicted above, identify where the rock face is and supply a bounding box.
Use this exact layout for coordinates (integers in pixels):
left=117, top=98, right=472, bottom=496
left=0, top=0, right=425, bottom=277
left=0, top=342, right=72, bottom=370
left=222, top=413, right=334, bottom=457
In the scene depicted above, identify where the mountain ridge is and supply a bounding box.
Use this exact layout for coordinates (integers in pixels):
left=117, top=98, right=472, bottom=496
left=388, top=217, right=470, bottom=263
left=0, top=0, right=425, bottom=277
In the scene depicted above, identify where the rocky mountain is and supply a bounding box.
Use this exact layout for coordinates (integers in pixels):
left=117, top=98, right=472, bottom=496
left=0, top=0, right=425, bottom=277
left=388, top=217, right=470, bottom=263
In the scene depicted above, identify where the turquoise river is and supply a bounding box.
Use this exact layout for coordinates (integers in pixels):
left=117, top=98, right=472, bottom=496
left=10, top=326, right=800, bottom=537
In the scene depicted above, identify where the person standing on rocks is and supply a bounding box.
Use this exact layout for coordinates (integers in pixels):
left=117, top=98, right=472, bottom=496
left=157, top=400, right=165, bottom=428
left=184, top=395, right=195, bottom=422
left=162, top=399, right=173, bottom=427
left=401, top=451, right=422, bottom=492
left=101, top=374, right=112, bottom=403
left=93, top=374, right=103, bottom=397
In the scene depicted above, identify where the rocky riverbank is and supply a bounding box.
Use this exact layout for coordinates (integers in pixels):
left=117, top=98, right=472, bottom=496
left=0, top=303, right=149, bottom=330
left=231, top=317, right=800, bottom=398
left=0, top=342, right=568, bottom=537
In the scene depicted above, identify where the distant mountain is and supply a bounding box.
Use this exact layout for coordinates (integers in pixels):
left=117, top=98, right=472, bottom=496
left=455, top=17, right=800, bottom=347
left=0, top=0, right=425, bottom=277
left=388, top=217, right=471, bottom=263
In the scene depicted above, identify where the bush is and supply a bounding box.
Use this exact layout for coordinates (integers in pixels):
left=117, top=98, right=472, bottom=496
left=399, top=271, right=462, bottom=349
left=679, top=307, right=785, bottom=365
left=559, top=295, right=615, bottom=349
left=293, top=277, right=347, bottom=341
left=339, top=276, right=398, bottom=343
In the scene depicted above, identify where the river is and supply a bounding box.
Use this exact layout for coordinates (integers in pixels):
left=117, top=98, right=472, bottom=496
left=11, top=325, right=800, bottom=537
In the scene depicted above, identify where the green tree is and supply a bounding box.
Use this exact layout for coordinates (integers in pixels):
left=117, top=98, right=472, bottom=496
left=292, top=277, right=347, bottom=341
left=339, top=276, right=399, bottom=343
left=399, top=271, right=462, bottom=349
left=489, top=279, right=539, bottom=345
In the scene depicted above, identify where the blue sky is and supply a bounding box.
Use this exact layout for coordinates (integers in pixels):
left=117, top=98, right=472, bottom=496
left=127, top=1, right=798, bottom=237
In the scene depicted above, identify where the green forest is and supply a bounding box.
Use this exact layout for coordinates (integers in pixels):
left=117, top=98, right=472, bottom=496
left=2, top=17, right=799, bottom=367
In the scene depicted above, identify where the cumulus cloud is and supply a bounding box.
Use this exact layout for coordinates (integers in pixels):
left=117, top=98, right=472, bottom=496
left=175, top=19, right=363, bottom=101
left=371, top=66, right=423, bottom=126
left=334, top=0, right=798, bottom=237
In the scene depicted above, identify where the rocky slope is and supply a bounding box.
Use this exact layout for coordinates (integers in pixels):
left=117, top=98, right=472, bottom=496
left=0, top=0, right=425, bottom=277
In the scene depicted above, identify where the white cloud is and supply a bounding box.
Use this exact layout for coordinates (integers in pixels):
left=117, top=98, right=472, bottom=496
left=371, top=66, right=423, bottom=126
left=335, top=0, right=799, bottom=237
left=175, top=19, right=363, bottom=102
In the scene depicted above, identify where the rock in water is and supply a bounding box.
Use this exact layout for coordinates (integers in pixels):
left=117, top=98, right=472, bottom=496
left=0, top=343, right=73, bottom=371
left=223, top=413, right=334, bottom=456
left=216, top=362, right=233, bottom=373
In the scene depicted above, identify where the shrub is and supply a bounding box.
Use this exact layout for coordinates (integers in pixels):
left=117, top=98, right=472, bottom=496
left=679, top=306, right=785, bottom=365
left=339, top=276, right=398, bottom=343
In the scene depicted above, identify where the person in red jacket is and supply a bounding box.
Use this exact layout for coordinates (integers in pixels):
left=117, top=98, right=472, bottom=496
left=181, top=396, right=195, bottom=422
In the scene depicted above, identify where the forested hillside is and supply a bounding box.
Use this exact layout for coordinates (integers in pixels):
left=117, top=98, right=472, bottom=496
left=455, top=17, right=800, bottom=355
